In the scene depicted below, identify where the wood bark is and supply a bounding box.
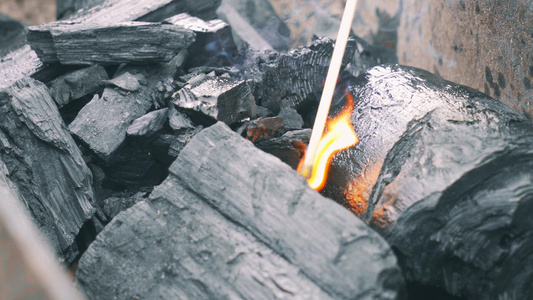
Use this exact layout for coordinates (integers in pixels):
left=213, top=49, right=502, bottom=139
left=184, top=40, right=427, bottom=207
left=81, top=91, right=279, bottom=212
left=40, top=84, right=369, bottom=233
left=77, top=122, right=405, bottom=299
left=324, top=65, right=533, bottom=300
left=0, top=77, right=96, bottom=263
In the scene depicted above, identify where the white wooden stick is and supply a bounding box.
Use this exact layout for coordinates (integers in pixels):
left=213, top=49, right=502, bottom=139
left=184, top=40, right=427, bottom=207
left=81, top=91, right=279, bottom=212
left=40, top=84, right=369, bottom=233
left=299, top=0, right=358, bottom=179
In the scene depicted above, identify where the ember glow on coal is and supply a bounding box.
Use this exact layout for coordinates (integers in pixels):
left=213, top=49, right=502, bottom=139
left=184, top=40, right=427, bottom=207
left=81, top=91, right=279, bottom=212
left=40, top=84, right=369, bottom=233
left=298, top=93, right=358, bottom=190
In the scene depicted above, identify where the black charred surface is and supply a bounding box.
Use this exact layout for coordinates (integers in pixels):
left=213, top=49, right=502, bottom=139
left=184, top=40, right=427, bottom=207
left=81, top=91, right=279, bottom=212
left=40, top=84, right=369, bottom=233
left=256, top=128, right=310, bottom=169
left=27, top=22, right=195, bottom=65
left=242, top=116, right=284, bottom=143
left=48, top=65, right=109, bottom=108
left=325, top=65, right=533, bottom=300
left=217, top=0, right=290, bottom=52
left=172, top=74, right=256, bottom=125
left=77, top=122, right=404, bottom=300
left=69, top=60, right=182, bottom=160
left=0, top=77, right=96, bottom=263
left=165, top=13, right=238, bottom=68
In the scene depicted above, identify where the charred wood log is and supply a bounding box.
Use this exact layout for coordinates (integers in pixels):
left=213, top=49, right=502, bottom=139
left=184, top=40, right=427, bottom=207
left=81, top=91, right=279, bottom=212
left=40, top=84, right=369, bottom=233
left=165, top=13, right=238, bottom=68
left=172, top=75, right=256, bottom=125
left=48, top=65, right=109, bottom=108
left=325, top=65, right=533, bottom=300
left=28, top=22, right=196, bottom=65
left=77, top=122, right=404, bottom=299
left=0, top=77, right=96, bottom=263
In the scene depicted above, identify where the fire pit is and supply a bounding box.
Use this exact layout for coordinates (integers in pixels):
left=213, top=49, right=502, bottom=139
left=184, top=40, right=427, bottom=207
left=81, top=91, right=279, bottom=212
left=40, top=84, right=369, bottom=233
left=0, top=0, right=531, bottom=299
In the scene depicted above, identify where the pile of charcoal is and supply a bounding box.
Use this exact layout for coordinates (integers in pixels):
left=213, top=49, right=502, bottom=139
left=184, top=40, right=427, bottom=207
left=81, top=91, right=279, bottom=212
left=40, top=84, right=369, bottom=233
left=1, top=0, right=533, bottom=299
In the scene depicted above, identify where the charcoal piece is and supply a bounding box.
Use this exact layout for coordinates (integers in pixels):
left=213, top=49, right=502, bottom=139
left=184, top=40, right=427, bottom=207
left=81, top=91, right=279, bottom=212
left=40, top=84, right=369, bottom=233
left=165, top=13, right=238, bottom=68
left=28, top=22, right=196, bottom=65
left=0, top=169, right=85, bottom=300
left=48, top=65, right=108, bottom=108
left=243, top=116, right=284, bottom=143
left=127, top=108, right=169, bottom=137
left=0, top=45, right=44, bottom=90
left=102, top=192, right=147, bottom=220
left=0, top=77, right=95, bottom=263
left=0, top=14, right=26, bottom=57
left=216, top=0, right=291, bottom=52
left=69, top=63, right=179, bottom=160
left=168, top=126, right=203, bottom=157
left=169, top=105, right=195, bottom=130
left=277, top=104, right=303, bottom=131
left=77, top=122, right=404, bottom=299
left=326, top=65, right=533, bottom=300
left=173, top=76, right=256, bottom=125
left=256, top=128, right=310, bottom=169
left=105, top=71, right=142, bottom=91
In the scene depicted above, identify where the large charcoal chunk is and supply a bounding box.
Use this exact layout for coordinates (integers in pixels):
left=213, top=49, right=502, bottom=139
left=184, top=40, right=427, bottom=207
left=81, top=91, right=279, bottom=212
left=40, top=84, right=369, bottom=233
left=173, top=76, right=256, bottom=125
left=28, top=22, right=196, bottom=65
left=327, top=65, right=533, bottom=300
left=48, top=65, right=108, bottom=108
left=0, top=77, right=95, bottom=263
left=165, top=13, right=237, bottom=68
left=77, top=123, right=403, bottom=299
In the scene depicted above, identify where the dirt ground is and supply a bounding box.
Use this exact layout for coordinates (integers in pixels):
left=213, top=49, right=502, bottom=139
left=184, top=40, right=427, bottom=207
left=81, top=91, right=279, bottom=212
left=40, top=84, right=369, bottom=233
left=0, top=0, right=56, bottom=24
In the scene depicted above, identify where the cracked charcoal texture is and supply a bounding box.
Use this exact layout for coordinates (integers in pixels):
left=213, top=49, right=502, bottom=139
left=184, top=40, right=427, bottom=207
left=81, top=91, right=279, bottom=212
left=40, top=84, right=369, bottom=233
left=0, top=77, right=95, bottom=263
left=77, top=122, right=404, bottom=300
left=27, top=22, right=196, bottom=65
left=325, top=65, right=533, bottom=300
left=0, top=0, right=221, bottom=91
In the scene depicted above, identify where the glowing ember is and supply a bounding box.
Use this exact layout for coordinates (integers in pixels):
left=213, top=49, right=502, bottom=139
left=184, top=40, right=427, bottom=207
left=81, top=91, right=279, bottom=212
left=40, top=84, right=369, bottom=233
left=298, top=94, right=358, bottom=190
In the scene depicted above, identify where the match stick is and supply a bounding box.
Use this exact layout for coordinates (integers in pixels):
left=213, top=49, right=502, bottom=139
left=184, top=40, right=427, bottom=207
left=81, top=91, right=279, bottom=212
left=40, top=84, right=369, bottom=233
left=299, top=0, right=359, bottom=179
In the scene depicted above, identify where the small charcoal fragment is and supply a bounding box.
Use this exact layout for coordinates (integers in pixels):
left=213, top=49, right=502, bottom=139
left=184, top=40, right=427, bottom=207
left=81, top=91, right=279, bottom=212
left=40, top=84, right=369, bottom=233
left=256, top=129, right=310, bottom=168
left=173, top=76, right=256, bottom=125
left=168, top=105, right=195, bottom=130
left=127, top=108, right=169, bottom=137
left=277, top=104, right=304, bottom=131
left=48, top=65, right=108, bottom=108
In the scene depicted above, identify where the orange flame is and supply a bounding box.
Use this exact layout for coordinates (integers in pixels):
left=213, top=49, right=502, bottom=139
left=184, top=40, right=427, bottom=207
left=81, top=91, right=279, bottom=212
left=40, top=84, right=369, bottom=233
left=297, top=94, right=359, bottom=190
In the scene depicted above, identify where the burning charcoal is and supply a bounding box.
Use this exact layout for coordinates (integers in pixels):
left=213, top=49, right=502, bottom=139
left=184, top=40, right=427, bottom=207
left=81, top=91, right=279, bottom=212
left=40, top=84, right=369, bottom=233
left=256, top=128, right=310, bottom=169
left=165, top=13, right=238, bottom=68
left=173, top=76, right=256, bottom=125
left=48, top=65, right=108, bottom=108
left=77, top=123, right=404, bottom=299
left=0, top=14, right=26, bottom=56
left=325, top=65, right=533, bottom=300
left=217, top=0, right=291, bottom=51
left=243, top=116, right=284, bottom=143
left=168, top=105, right=195, bottom=130
left=28, top=22, right=196, bottom=65
left=0, top=77, right=96, bottom=263
left=102, top=192, right=147, bottom=220
left=0, top=170, right=85, bottom=300
left=127, top=108, right=169, bottom=137
left=277, top=103, right=304, bottom=131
